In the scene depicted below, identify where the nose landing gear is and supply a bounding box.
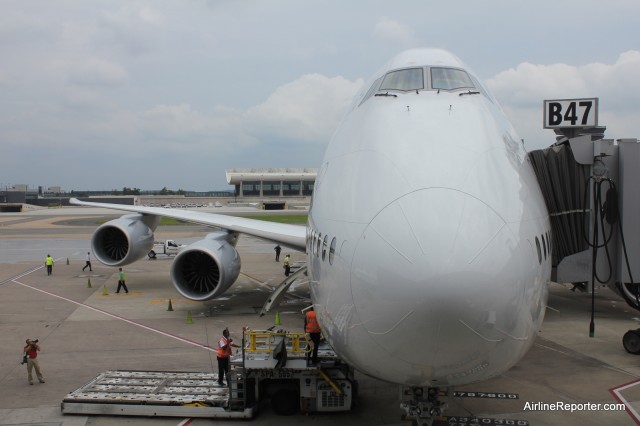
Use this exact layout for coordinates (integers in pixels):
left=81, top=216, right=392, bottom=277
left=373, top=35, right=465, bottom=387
left=400, top=386, right=447, bottom=426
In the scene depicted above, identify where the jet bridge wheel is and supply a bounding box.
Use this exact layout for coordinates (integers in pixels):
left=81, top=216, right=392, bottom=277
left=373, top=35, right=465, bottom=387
left=623, top=329, right=640, bottom=354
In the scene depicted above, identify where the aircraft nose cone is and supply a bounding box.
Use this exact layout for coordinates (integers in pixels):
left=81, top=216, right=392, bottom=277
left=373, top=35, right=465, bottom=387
left=350, top=188, right=514, bottom=384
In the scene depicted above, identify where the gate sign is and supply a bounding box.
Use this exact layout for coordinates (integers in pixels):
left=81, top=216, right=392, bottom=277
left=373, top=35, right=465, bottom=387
left=543, top=98, right=598, bottom=128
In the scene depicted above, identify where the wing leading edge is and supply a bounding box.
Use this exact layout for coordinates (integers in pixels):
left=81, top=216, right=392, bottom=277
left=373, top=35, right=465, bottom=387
left=69, top=198, right=306, bottom=250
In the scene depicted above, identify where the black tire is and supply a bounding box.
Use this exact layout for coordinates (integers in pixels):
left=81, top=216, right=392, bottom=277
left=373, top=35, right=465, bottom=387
left=271, top=389, right=299, bottom=416
left=148, top=250, right=156, bottom=259
left=623, top=329, right=640, bottom=354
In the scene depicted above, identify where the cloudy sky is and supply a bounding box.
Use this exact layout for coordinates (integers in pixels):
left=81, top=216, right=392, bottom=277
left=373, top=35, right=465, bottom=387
left=2, top=1, right=639, bottom=192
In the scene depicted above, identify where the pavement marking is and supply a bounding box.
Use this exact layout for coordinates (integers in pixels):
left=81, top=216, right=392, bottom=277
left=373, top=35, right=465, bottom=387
left=533, top=342, right=572, bottom=356
left=11, top=275, right=217, bottom=354
left=98, top=291, right=144, bottom=297
left=239, top=271, right=266, bottom=284
left=150, top=298, right=198, bottom=305
left=609, top=377, right=640, bottom=425
left=0, top=264, right=43, bottom=286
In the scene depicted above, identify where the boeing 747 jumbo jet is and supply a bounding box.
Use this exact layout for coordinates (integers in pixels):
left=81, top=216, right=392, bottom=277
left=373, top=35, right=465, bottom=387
left=72, top=48, right=552, bottom=423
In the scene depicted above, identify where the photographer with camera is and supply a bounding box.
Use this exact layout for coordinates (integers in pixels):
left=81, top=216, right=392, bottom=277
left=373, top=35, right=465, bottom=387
left=23, top=339, right=45, bottom=385
left=216, top=328, right=239, bottom=386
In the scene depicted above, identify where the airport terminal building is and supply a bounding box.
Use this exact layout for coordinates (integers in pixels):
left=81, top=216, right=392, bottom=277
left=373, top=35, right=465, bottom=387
left=225, top=168, right=317, bottom=198
left=0, top=168, right=317, bottom=211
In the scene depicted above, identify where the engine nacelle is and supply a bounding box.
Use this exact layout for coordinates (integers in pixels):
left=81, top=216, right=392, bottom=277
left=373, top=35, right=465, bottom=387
left=91, top=214, right=159, bottom=266
left=170, top=232, right=241, bottom=301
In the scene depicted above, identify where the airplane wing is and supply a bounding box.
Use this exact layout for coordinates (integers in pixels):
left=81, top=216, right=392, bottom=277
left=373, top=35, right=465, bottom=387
left=69, top=198, right=306, bottom=250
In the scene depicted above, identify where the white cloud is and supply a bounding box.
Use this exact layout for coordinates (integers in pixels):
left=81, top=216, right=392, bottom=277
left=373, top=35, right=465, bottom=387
left=373, top=17, right=418, bottom=48
left=244, top=74, right=364, bottom=144
left=486, top=51, right=640, bottom=150
left=66, top=57, right=129, bottom=87
left=142, top=104, right=207, bottom=137
left=135, top=103, right=253, bottom=154
left=98, top=3, right=165, bottom=56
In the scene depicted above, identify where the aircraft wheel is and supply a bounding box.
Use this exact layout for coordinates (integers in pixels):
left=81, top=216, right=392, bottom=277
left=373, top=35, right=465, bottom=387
left=623, top=329, right=640, bottom=354
left=148, top=250, right=156, bottom=259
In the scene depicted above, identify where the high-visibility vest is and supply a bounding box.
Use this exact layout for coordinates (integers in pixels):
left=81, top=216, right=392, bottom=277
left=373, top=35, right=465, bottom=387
left=305, top=311, right=321, bottom=333
left=217, top=336, right=232, bottom=358
left=45, top=257, right=53, bottom=266
left=119, top=271, right=126, bottom=280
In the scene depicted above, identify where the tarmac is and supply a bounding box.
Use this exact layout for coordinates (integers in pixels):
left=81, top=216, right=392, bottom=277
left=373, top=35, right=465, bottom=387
left=1, top=207, right=640, bottom=425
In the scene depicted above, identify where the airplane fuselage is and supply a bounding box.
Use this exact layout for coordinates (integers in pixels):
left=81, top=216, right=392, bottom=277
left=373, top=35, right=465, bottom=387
left=308, top=49, right=551, bottom=387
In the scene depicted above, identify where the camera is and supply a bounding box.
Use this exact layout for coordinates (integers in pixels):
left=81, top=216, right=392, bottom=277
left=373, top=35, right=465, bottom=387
left=32, top=339, right=38, bottom=344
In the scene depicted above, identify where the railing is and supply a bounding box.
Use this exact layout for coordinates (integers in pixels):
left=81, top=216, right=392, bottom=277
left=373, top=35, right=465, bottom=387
left=244, top=330, right=310, bottom=356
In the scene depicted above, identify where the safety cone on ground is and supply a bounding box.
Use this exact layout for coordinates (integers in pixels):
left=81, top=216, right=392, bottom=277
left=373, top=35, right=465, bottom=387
left=102, top=285, right=108, bottom=296
left=66, top=258, right=70, bottom=265
left=186, top=310, right=193, bottom=324
left=274, top=311, right=281, bottom=326
left=87, top=278, right=92, bottom=288
left=167, top=299, right=174, bottom=311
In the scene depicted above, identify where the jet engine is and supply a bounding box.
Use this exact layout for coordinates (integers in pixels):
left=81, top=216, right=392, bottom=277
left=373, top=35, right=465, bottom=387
left=170, top=232, right=241, bottom=301
left=91, top=214, right=159, bottom=266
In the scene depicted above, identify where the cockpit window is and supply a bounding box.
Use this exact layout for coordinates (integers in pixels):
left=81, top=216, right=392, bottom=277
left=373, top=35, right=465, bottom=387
left=379, top=68, right=424, bottom=91
left=359, top=75, right=383, bottom=106
left=431, top=67, right=474, bottom=91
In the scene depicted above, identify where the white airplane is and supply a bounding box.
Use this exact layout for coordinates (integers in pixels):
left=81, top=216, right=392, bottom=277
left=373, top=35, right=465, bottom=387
left=72, top=48, right=551, bottom=419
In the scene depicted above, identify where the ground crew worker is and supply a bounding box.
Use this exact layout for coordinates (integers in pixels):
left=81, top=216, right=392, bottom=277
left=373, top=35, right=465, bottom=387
left=305, top=306, right=321, bottom=364
left=82, top=251, right=92, bottom=272
left=116, top=268, right=128, bottom=293
left=23, top=339, right=45, bottom=385
left=283, top=254, right=291, bottom=276
left=45, top=254, right=54, bottom=276
left=217, top=328, right=239, bottom=385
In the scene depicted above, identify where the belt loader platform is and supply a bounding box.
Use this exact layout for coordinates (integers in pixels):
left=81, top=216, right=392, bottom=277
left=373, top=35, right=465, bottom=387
left=61, top=370, right=252, bottom=419
left=61, top=329, right=357, bottom=419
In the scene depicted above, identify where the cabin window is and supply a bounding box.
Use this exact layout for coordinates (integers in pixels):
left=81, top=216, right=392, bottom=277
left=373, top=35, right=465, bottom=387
left=312, top=232, right=317, bottom=255
left=547, top=231, right=552, bottom=253
left=322, top=235, right=328, bottom=261
left=329, top=237, right=337, bottom=265
left=431, top=67, right=474, bottom=91
left=379, top=68, right=424, bottom=92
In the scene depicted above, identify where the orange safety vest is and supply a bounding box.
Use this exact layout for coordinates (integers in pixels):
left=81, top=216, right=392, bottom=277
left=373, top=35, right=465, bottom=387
left=305, top=311, right=321, bottom=333
left=217, top=336, right=232, bottom=358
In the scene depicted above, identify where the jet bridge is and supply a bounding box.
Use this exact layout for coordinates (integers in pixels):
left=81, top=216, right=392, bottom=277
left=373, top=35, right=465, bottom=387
left=528, top=126, right=640, bottom=311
